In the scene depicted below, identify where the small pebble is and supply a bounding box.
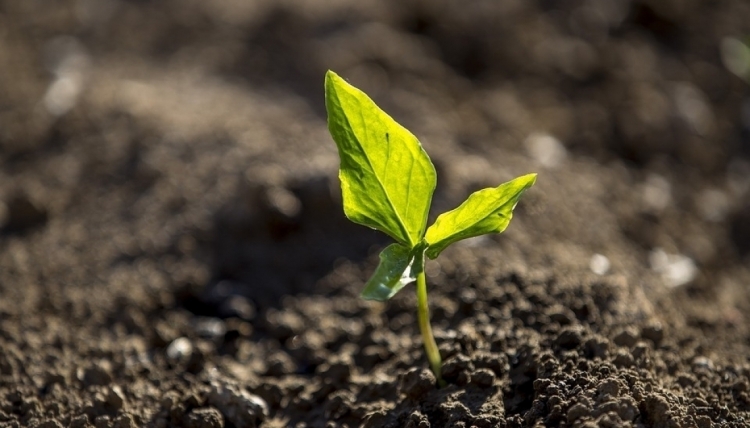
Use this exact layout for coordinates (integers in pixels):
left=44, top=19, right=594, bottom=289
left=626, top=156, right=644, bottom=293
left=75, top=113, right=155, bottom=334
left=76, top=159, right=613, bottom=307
left=194, top=318, right=226, bottom=340
left=166, top=337, right=193, bottom=361
left=692, top=356, right=714, bottom=371
left=525, top=132, right=567, bottom=168
left=589, top=254, right=611, bottom=275
left=649, top=248, right=697, bottom=288
left=260, top=186, right=301, bottom=220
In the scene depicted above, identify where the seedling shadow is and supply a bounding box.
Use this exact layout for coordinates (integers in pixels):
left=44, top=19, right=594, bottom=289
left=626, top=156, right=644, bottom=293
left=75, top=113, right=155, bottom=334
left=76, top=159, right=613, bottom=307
left=177, top=175, right=387, bottom=317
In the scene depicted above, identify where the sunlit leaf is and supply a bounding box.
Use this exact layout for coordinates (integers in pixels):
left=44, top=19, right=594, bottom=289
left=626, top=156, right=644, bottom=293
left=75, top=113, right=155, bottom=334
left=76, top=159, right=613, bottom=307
left=425, top=173, right=537, bottom=259
left=325, top=70, right=436, bottom=247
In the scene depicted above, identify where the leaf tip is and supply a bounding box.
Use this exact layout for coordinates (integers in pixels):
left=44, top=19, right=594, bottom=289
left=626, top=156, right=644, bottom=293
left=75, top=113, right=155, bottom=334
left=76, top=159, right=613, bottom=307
left=515, top=173, right=538, bottom=193
left=324, top=70, right=337, bottom=94
left=324, top=69, right=337, bottom=83
left=325, top=70, right=348, bottom=92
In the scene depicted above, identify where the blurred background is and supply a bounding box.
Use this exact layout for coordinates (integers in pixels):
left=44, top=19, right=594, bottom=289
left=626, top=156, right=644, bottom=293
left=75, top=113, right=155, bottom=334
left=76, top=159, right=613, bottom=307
left=1, top=0, right=749, bottom=311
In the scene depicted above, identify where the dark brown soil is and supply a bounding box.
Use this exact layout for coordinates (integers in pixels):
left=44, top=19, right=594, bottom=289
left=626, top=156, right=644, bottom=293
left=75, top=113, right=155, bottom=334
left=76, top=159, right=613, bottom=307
left=2, top=1, right=750, bottom=427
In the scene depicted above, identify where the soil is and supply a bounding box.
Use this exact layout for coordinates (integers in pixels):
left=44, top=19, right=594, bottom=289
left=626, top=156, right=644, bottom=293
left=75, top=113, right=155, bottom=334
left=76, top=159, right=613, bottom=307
left=1, top=1, right=750, bottom=427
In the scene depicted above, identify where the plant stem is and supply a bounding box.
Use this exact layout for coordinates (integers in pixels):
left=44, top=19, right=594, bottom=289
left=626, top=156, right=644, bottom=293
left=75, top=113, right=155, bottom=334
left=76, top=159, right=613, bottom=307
left=416, top=270, right=444, bottom=386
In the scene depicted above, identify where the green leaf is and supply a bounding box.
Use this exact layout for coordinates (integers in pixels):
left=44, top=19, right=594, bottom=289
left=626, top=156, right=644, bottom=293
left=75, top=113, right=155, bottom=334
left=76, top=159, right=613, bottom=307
left=325, top=70, right=436, bottom=247
left=424, top=173, right=537, bottom=259
left=361, top=243, right=425, bottom=301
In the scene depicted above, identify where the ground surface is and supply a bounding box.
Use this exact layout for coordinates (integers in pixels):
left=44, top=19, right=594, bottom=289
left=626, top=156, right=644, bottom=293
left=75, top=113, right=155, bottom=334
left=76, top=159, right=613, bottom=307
left=1, top=1, right=750, bottom=427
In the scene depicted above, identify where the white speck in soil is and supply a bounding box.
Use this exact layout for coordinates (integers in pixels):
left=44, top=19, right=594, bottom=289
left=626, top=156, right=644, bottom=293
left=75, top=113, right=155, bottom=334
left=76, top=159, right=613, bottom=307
left=166, top=337, right=193, bottom=361
left=641, top=174, right=672, bottom=212
left=525, top=132, right=567, bottom=168
left=648, top=248, right=698, bottom=288
left=589, top=253, right=611, bottom=275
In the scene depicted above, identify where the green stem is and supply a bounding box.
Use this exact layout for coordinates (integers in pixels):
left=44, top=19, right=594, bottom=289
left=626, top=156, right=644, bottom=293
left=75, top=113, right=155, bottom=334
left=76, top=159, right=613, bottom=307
left=416, top=270, right=445, bottom=386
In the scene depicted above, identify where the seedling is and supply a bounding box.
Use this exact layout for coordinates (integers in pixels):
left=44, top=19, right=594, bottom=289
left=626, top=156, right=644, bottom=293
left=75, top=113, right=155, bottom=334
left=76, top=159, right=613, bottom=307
left=324, top=70, right=536, bottom=385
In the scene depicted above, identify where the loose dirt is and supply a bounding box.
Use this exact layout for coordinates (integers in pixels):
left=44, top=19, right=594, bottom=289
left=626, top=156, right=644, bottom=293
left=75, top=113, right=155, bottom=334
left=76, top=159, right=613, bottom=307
left=1, top=1, right=749, bottom=427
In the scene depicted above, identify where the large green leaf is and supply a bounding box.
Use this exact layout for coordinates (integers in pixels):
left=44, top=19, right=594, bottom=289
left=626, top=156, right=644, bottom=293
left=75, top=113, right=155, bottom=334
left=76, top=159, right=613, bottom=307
left=361, top=243, right=425, bottom=301
left=325, top=70, right=436, bottom=247
left=424, top=173, right=537, bottom=259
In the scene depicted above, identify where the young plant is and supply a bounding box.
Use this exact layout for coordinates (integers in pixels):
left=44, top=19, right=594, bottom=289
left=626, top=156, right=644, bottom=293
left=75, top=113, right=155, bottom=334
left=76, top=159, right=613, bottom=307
left=324, top=70, right=536, bottom=384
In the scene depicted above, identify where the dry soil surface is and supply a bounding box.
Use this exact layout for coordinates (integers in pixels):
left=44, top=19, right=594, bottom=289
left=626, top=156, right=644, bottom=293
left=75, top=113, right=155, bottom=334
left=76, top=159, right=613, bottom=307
left=1, top=1, right=750, bottom=427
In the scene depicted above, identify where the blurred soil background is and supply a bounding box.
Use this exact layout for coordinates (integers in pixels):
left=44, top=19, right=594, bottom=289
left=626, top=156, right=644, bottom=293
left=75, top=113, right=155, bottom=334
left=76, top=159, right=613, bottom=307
left=1, top=0, right=750, bottom=427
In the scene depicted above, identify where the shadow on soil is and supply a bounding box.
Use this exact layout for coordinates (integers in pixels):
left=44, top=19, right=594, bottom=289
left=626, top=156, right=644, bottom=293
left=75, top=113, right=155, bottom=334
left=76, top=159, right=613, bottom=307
left=177, top=175, right=387, bottom=316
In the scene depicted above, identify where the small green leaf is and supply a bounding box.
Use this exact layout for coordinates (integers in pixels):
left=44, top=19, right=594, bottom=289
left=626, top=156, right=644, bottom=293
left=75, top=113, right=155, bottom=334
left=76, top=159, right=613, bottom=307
left=424, top=173, right=537, bottom=259
left=325, top=70, right=436, bottom=247
left=361, top=243, right=426, bottom=301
